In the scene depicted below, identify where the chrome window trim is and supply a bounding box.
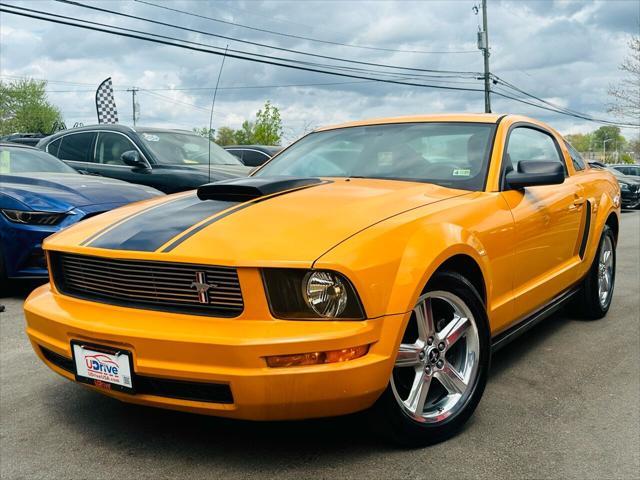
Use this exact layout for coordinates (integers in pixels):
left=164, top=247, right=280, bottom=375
left=46, top=129, right=149, bottom=165
left=227, top=148, right=271, bottom=158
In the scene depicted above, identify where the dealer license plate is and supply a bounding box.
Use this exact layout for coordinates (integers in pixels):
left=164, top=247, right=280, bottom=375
left=72, top=342, right=134, bottom=393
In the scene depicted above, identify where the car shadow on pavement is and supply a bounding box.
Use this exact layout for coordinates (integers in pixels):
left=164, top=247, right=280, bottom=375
left=47, top=384, right=392, bottom=466
left=489, top=311, right=570, bottom=379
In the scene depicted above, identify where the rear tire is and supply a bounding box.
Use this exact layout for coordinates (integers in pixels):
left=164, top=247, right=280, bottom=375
left=571, top=225, right=616, bottom=320
left=371, top=271, right=490, bottom=447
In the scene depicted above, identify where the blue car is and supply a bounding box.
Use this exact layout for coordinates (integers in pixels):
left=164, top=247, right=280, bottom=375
left=0, top=143, right=164, bottom=285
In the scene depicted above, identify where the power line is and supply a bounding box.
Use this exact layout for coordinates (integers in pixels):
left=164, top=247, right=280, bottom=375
left=0, top=4, right=486, bottom=94
left=42, top=76, right=480, bottom=94
left=2, top=5, right=635, bottom=128
left=139, top=89, right=210, bottom=112
left=32, top=2, right=482, bottom=83
left=55, top=0, right=480, bottom=78
left=135, top=0, right=478, bottom=55
left=491, top=88, right=639, bottom=128
left=492, top=75, right=597, bottom=118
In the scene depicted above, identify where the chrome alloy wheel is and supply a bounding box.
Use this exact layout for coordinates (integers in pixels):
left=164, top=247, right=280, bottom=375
left=391, top=291, right=480, bottom=423
left=597, top=235, right=614, bottom=308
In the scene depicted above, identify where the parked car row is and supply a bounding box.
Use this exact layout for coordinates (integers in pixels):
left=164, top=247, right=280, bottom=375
left=37, top=125, right=253, bottom=193
left=588, top=161, right=640, bottom=209
left=1, top=125, right=286, bottom=287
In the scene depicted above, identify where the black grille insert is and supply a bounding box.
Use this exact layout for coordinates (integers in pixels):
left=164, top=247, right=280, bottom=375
left=40, top=345, right=75, bottom=372
left=38, top=346, right=234, bottom=404
left=49, top=252, right=244, bottom=317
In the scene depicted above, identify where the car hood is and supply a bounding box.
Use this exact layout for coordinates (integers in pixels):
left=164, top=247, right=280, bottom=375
left=45, top=178, right=469, bottom=266
left=0, top=173, right=163, bottom=212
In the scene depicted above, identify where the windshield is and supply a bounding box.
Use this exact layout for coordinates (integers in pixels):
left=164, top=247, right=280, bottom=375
left=256, top=122, right=496, bottom=191
left=0, top=146, right=77, bottom=174
left=138, top=131, right=242, bottom=166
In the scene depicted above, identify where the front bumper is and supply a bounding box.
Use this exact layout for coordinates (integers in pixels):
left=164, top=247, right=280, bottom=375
left=621, top=189, right=640, bottom=208
left=24, top=284, right=405, bottom=420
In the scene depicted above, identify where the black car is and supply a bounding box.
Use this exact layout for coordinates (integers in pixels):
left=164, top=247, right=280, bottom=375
left=610, top=163, right=640, bottom=178
left=589, top=162, right=640, bottom=209
left=37, top=125, right=252, bottom=193
left=223, top=145, right=282, bottom=167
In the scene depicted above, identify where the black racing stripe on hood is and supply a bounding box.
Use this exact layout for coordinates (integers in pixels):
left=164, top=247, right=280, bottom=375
left=160, top=179, right=331, bottom=253
left=88, top=193, right=239, bottom=251
left=79, top=195, right=189, bottom=246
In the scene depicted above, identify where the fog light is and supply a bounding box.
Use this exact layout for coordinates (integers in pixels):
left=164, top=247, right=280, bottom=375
left=265, top=345, right=369, bottom=368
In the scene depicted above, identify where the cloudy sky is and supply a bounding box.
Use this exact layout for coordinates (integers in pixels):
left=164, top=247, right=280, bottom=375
left=1, top=0, right=638, bottom=143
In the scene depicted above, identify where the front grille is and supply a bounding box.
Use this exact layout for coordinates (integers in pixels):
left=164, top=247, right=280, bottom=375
left=38, top=346, right=233, bottom=404
left=49, top=252, right=244, bottom=317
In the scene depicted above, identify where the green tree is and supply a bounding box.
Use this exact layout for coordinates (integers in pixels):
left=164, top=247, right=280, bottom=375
left=215, top=126, right=237, bottom=145
left=193, top=127, right=215, bottom=141
left=564, top=133, right=593, bottom=152
left=234, top=120, right=255, bottom=145
left=0, top=79, right=62, bottom=135
left=252, top=100, right=283, bottom=145
left=591, top=126, right=627, bottom=163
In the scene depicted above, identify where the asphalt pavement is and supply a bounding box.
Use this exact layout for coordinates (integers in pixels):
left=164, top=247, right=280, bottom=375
left=1, top=211, right=638, bottom=479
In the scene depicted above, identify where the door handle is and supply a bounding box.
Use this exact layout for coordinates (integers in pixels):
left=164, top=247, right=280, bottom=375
left=569, top=197, right=586, bottom=211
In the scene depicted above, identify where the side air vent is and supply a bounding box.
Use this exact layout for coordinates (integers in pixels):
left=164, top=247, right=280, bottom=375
left=197, top=176, right=323, bottom=201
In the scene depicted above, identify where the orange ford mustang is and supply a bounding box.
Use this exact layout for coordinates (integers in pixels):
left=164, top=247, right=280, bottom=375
left=24, top=114, right=620, bottom=445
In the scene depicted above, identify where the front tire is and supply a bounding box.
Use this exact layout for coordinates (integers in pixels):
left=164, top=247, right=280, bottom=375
left=372, top=271, right=490, bottom=447
left=572, top=225, right=616, bottom=320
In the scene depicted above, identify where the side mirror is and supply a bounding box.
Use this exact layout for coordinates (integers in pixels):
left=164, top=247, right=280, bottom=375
left=121, top=150, right=151, bottom=171
left=505, top=160, right=565, bottom=189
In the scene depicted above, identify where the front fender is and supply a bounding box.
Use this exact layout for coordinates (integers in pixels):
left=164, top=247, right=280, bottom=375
left=313, top=209, right=492, bottom=320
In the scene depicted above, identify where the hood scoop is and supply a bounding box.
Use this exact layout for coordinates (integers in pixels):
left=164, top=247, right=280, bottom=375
left=197, top=176, right=324, bottom=202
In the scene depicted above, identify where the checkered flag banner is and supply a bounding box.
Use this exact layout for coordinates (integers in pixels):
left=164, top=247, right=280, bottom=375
left=95, top=77, right=119, bottom=124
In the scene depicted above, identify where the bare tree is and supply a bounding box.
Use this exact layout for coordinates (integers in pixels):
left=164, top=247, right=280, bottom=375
left=608, top=36, right=640, bottom=122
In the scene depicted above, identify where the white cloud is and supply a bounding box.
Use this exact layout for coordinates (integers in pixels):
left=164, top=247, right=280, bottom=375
left=1, top=0, right=638, bottom=142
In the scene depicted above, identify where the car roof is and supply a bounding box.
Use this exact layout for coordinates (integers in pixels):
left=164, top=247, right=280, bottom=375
left=224, top=145, right=281, bottom=151
left=41, top=124, right=195, bottom=141
left=0, top=142, right=42, bottom=150
left=316, top=113, right=508, bottom=132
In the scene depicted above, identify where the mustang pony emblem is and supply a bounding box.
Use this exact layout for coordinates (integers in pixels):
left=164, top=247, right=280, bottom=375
left=190, top=271, right=217, bottom=303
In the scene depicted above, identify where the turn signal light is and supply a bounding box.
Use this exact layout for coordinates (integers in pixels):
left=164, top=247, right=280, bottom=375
left=265, top=345, right=369, bottom=368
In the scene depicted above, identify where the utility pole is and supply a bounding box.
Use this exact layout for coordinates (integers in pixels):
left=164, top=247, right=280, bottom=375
left=126, top=87, right=139, bottom=126
left=477, top=0, right=491, bottom=113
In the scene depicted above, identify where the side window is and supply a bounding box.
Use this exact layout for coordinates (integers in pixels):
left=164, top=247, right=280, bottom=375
left=505, top=127, right=565, bottom=174
left=564, top=141, right=586, bottom=171
left=226, top=149, right=244, bottom=162
left=58, top=133, right=96, bottom=162
left=46, top=138, right=62, bottom=157
left=243, top=150, right=270, bottom=167
left=96, top=132, right=137, bottom=165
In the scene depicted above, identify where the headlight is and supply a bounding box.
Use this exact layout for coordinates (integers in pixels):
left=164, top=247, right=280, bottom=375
left=303, top=271, right=348, bottom=317
left=619, top=183, right=630, bottom=192
left=263, top=269, right=365, bottom=319
left=1, top=209, right=67, bottom=225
